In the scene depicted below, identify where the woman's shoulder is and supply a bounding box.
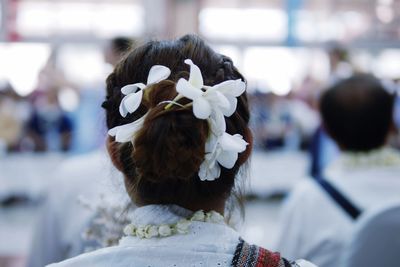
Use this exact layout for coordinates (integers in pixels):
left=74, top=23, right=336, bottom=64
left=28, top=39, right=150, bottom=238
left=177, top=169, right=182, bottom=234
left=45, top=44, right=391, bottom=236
left=232, top=238, right=317, bottom=267
left=46, top=246, right=122, bottom=267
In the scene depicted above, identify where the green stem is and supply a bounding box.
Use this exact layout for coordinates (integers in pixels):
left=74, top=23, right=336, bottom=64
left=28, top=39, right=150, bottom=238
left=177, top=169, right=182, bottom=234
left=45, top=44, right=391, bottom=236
left=165, top=94, right=183, bottom=110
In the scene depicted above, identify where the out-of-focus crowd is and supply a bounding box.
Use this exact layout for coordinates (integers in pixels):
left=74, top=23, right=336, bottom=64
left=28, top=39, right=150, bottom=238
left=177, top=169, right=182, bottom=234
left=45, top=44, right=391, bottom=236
left=0, top=71, right=73, bottom=153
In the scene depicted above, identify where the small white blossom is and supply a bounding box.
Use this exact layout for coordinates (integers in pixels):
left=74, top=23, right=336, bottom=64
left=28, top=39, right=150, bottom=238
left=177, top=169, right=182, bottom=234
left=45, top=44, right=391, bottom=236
left=123, top=224, right=136, bottom=236
left=191, top=210, right=205, bottom=221
left=136, top=226, right=146, bottom=239
left=175, top=59, right=230, bottom=120
left=199, top=132, right=248, bottom=181
left=119, top=65, right=170, bottom=117
left=158, top=225, right=172, bottom=237
left=176, top=219, right=191, bottom=234
left=145, top=225, right=159, bottom=238
left=205, top=211, right=225, bottom=224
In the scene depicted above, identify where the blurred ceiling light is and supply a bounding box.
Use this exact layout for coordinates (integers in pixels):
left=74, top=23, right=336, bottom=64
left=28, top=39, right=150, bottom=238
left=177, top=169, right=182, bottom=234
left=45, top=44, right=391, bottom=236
left=376, top=5, right=394, bottom=23
left=17, top=1, right=144, bottom=38
left=0, top=43, right=50, bottom=96
left=377, top=0, right=393, bottom=5
left=58, top=87, right=79, bottom=112
left=374, top=49, right=400, bottom=79
left=243, top=47, right=296, bottom=95
left=199, top=8, right=287, bottom=41
left=57, top=44, right=106, bottom=87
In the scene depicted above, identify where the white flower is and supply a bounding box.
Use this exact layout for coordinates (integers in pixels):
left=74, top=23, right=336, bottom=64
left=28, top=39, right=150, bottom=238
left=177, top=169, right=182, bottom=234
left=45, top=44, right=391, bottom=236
left=158, top=225, right=172, bottom=237
left=176, top=59, right=230, bottom=119
left=176, top=219, right=191, bottom=234
left=199, top=132, right=248, bottom=181
left=123, top=224, right=136, bottom=236
left=198, top=157, right=221, bottom=181
left=191, top=210, right=205, bottom=221
left=205, top=211, right=225, bottom=224
left=216, top=133, right=248, bottom=169
left=136, top=226, right=146, bottom=238
left=107, top=114, right=146, bottom=143
left=119, top=65, right=170, bottom=117
left=145, top=225, right=159, bottom=238
left=211, top=79, right=246, bottom=117
left=198, top=134, right=220, bottom=181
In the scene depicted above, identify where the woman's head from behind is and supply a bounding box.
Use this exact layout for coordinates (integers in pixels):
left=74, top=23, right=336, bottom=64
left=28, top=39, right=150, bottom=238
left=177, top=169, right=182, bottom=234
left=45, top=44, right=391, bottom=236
left=103, top=34, right=252, bottom=212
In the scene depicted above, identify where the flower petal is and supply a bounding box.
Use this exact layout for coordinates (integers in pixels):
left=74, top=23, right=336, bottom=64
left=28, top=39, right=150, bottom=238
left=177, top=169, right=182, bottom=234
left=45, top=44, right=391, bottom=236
left=119, top=95, right=130, bottom=117
left=146, top=65, right=171, bottom=84
left=193, top=97, right=212, bottom=119
left=206, top=90, right=230, bottom=110
left=124, top=90, right=143, bottom=114
left=108, top=115, right=145, bottom=143
left=209, top=110, right=226, bottom=136
left=207, top=163, right=221, bottom=181
left=219, top=95, right=237, bottom=117
left=199, top=160, right=221, bottom=181
left=184, top=59, right=203, bottom=88
left=205, top=132, right=219, bottom=153
left=216, top=150, right=238, bottom=169
left=176, top=78, right=203, bottom=100
left=121, top=83, right=145, bottom=95
left=219, top=133, right=248, bottom=152
left=108, top=125, right=119, bottom=137
left=215, top=79, right=246, bottom=97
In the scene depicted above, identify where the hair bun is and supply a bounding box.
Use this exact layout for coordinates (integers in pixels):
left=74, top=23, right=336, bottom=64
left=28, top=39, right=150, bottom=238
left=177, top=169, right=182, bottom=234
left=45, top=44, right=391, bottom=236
left=132, top=81, right=209, bottom=184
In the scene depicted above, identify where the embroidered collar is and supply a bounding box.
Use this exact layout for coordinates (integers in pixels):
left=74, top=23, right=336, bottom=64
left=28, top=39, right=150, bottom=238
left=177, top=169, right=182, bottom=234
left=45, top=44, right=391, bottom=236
left=123, top=204, right=225, bottom=239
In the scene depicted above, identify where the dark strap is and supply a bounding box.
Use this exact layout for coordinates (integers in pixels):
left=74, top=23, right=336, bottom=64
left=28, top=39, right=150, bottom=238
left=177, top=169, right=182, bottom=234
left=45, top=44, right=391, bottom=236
left=316, top=176, right=362, bottom=220
left=231, top=238, right=294, bottom=267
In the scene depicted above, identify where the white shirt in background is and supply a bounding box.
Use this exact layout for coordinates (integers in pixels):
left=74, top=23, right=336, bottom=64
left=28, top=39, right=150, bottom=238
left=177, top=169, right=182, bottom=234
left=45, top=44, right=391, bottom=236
left=276, top=147, right=400, bottom=267
left=27, top=150, right=127, bottom=267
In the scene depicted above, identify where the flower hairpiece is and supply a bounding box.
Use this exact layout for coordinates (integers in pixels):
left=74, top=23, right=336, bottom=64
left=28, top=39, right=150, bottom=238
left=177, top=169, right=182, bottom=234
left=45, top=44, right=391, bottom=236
left=108, top=59, right=248, bottom=181
left=119, top=65, right=170, bottom=117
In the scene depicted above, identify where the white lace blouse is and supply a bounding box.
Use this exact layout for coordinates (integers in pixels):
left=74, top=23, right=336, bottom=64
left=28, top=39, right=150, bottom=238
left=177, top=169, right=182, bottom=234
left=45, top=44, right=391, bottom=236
left=47, top=204, right=316, bottom=267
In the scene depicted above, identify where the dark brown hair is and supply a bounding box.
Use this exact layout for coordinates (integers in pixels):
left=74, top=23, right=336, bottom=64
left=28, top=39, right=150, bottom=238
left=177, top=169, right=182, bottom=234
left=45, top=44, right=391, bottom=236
left=103, top=34, right=252, bottom=207
left=320, top=74, right=395, bottom=152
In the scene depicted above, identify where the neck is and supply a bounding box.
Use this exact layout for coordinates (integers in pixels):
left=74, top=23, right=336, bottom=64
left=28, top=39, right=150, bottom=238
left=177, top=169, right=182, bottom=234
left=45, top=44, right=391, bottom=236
left=136, top=198, right=226, bottom=215
left=179, top=199, right=226, bottom=215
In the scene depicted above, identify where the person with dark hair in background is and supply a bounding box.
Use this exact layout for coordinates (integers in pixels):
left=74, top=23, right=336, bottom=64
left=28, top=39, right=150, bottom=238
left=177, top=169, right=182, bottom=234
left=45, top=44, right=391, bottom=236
left=47, top=35, right=315, bottom=267
left=104, top=37, right=135, bottom=67
left=309, top=42, right=353, bottom=178
left=277, top=74, right=400, bottom=267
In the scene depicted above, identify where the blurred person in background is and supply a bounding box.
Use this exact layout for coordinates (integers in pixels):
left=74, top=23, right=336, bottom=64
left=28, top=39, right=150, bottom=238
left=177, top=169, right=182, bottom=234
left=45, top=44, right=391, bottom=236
left=277, top=74, right=400, bottom=267
left=25, top=59, right=74, bottom=152
left=47, top=34, right=316, bottom=267
left=249, top=91, right=318, bottom=151
left=72, top=36, right=135, bottom=153
left=26, top=37, right=134, bottom=267
left=326, top=43, right=353, bottom=85
left=0, top=82, right=26, bottom=153
left=309, top=43, right=354, bottom=178
left=251, top=93, right=290, bottom=150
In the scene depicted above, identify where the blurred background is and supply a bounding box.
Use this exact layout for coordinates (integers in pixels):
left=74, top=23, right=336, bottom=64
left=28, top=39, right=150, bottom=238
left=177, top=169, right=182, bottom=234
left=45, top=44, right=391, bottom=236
left=0, top=0, right=400, bottom=266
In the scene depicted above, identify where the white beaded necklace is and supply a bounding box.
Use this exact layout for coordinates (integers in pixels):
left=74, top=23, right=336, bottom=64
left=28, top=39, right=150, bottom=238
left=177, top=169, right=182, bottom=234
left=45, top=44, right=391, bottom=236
left=123, top=210, right=225, bottom=239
